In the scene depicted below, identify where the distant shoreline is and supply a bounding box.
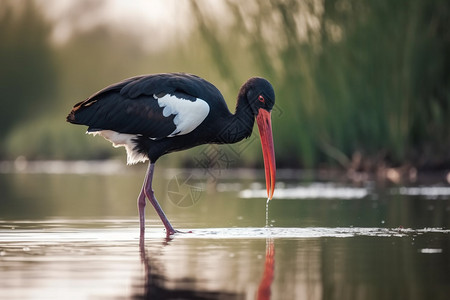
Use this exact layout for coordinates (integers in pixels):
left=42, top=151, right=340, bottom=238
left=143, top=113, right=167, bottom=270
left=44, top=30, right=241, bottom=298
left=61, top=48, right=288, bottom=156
left=1, top=158, right=448, bottom=185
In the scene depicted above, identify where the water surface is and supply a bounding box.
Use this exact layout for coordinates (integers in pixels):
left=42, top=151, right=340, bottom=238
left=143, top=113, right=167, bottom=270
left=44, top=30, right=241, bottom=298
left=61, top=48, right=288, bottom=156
left=0, top=165, right=449, bottom=299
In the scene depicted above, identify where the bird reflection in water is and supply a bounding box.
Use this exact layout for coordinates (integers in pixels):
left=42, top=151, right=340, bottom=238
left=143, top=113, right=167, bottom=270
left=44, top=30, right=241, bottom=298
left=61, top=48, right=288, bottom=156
left=137, top=236, right=244, bottom=299
left=257, top=238, right=275, bottom=300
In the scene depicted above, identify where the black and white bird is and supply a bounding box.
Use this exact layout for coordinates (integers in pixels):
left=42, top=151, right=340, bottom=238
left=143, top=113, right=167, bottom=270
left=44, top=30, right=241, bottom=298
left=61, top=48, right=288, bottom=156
left=67, top=73, right=276, bottom=236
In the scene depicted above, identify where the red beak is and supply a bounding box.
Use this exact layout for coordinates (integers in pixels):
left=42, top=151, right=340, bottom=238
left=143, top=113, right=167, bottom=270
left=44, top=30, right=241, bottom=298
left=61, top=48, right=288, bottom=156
left=256, top=108, right=276, bottom=200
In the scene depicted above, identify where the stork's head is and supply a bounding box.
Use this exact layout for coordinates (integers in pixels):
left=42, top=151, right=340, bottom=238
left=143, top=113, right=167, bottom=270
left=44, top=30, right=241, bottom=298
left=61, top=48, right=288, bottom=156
left=240, top=77, right=276, bottom=200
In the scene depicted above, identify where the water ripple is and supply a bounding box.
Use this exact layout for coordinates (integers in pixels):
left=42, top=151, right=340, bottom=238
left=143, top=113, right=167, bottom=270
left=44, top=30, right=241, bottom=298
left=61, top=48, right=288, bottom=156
left=0, top=220, right=448, bottom=244
left=183, top=227, right=450, bottom=239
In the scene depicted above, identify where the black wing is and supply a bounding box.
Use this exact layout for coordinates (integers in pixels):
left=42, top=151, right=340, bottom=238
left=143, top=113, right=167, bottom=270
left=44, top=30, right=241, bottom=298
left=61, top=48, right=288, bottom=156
left=66, top=73, right=226, bottom=139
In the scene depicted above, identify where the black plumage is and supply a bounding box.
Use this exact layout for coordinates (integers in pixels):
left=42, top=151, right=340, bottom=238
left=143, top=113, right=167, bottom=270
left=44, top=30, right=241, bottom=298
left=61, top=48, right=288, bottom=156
left=67, top=73, right=273, bottom=162
left=68, top=73, right=222, bottom=139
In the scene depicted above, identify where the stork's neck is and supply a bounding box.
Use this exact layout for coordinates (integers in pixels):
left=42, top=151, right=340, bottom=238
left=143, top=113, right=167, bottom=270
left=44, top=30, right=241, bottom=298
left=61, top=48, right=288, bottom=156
left=220, top=97, right=255, bottom=144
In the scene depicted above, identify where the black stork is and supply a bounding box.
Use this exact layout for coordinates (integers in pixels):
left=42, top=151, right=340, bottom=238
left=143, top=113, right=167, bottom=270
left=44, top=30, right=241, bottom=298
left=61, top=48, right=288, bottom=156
left=67, top=73, right=276, bottom=236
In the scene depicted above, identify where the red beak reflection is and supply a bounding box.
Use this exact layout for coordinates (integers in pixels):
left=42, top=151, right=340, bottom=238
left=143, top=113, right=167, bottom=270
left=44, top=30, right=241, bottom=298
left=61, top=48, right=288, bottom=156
left=257, top=239, right=275, bottom=300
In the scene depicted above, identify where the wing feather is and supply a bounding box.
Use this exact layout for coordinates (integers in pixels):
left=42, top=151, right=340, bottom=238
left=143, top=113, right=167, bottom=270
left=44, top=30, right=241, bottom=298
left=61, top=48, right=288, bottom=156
left=67, top=73, right=216, bottom=139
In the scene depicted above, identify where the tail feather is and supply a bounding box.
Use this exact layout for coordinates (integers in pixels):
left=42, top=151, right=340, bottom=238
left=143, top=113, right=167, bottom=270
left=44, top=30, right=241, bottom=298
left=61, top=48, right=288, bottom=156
left=66, top=108, right=86, bottom=124
left=66, top=98, right=97, bottom=124
left=66, top=110, right=76, bottom=123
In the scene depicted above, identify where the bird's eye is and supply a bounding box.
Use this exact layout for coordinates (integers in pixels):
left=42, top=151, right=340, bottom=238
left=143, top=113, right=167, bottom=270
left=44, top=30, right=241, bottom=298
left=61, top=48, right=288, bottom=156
left=258, top=95, right=265, bottom=103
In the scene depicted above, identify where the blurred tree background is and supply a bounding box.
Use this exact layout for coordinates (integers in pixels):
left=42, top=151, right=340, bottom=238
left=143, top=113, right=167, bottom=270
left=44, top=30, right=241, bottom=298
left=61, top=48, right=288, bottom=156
left=0, top=0, right=449, bottom=172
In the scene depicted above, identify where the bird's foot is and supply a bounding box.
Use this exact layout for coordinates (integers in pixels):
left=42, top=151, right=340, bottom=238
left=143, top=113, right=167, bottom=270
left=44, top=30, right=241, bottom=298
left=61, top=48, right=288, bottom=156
left=165, top=228, right=192, bottom=236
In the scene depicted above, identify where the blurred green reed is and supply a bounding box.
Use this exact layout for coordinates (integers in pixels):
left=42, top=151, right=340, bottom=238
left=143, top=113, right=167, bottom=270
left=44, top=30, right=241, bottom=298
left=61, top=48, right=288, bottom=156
left=1, top=0, right=448, bottom=170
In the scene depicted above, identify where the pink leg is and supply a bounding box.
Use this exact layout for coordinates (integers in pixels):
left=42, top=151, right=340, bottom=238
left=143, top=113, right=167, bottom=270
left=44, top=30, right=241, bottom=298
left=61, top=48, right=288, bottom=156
left=137, top=183, right=146, bottom=239
left=141, top=163, right=177, bottom=236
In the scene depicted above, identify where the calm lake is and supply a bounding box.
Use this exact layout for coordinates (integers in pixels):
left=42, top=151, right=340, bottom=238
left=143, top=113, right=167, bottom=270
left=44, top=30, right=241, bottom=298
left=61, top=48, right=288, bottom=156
left=0, top=161, right=449, bottom=299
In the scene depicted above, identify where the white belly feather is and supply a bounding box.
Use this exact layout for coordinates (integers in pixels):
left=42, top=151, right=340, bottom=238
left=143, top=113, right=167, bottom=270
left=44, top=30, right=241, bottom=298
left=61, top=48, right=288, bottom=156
left=88, top=130, right=147, bottom=165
